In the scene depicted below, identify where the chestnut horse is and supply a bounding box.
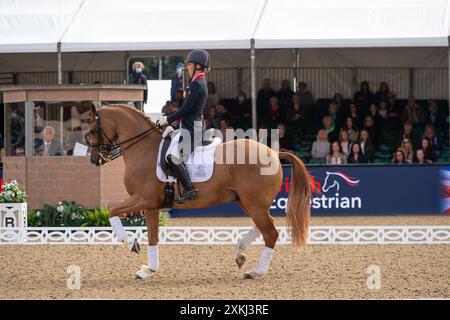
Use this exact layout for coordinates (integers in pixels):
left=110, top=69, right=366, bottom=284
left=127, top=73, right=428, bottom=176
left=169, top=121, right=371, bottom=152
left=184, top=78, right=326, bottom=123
left=86, top=104, right=311, bottom=279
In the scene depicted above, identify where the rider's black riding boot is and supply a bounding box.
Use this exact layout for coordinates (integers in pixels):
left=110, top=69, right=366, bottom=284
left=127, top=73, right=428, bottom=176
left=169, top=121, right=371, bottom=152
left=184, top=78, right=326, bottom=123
left=167, top=156, right=198, bottom=203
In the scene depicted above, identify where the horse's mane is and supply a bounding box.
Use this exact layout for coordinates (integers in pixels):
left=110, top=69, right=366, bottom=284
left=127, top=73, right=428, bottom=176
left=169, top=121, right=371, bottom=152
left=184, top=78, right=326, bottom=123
left=107, top=104, right=163, bottom=134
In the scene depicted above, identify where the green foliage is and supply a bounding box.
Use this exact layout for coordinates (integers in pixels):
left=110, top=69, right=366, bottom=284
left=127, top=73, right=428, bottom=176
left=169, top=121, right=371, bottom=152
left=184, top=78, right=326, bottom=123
left=0, top=180, right=27, bottom=203
left=27, top=201, right=168, bottom=227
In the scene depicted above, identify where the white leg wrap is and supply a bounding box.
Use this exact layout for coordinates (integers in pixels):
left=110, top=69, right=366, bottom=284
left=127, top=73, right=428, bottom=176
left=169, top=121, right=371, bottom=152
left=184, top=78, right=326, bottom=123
left=253, top=247, right=274, bottom=275
left=236, top=227, right=261, bottom=256
left=109, top=216, right=128, bottom=242
left=148, top=246, right=159, bottom=272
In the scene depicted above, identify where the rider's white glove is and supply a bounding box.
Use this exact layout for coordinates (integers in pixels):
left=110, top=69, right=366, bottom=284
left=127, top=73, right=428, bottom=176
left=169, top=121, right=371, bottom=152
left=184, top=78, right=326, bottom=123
left=157, top=115, right=168, bottom=126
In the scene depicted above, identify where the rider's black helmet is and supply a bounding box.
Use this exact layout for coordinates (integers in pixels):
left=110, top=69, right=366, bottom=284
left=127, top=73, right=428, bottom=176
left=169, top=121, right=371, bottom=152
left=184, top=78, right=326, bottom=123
left=185, top=49, right=210, bottom=69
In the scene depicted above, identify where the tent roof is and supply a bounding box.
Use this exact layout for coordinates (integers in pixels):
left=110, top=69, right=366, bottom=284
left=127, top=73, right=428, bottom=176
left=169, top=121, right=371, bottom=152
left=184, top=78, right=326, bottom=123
left=254, top=0, right=450, bottom=48
left=0, top=0, right=448, bottom=53
left=0, top=0, right=83, bottom=53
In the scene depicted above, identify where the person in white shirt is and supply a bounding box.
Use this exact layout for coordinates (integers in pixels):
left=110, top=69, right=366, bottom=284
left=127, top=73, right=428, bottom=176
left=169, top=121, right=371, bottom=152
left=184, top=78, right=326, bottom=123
left=37, top=126, right=64, bottom=156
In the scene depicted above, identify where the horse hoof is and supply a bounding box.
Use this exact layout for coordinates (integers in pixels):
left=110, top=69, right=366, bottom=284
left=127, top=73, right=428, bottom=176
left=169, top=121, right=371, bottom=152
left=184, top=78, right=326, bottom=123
left=243, top=271, right=259, bottom=280
left=128, top=238, right=140, bottom=254
left=135, top=265, right=153, bottom=280
left=236, top=254, right=247, bottom=269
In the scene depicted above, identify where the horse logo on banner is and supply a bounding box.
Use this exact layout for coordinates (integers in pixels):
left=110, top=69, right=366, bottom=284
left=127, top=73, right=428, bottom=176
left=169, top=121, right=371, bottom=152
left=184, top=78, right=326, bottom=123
left=322, top=171, right=360, bottom=193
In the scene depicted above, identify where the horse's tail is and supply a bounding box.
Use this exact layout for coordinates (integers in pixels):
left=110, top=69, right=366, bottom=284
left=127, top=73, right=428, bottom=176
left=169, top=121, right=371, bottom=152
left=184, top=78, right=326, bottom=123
left=278, top=151, right=312, bottom=246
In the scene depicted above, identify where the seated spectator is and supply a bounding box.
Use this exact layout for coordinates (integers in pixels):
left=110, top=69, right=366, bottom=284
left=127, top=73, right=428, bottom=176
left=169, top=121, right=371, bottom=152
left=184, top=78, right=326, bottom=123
left=341, top=117, right=359, bottom=143
left=396, top=120, right=419, bottom=148
left=369, top=103, right=385, bottom=131
left=386, top=91, right=402, bottom=118
left=322, top=115, right=339, bottom=142
left=401, top=96, right=426, bottom=127
left=276, top=123, right=293, bottom=152
left=378, top=101, right=389, bottom=121
left=400, top=138, right=414, bottom=163
left=285, top=93, right=311, bottom=126
left=36, top=126, right=64, bottom=156
left=206, top=106, right=220, bottom=129
left=263, top=97, right=283, bottom=128
left=347, top=143, right=367, bottom=164
left=363, top=115, right=379, bottom=146
left=233, top=91, right=252, bottom=128
left=353, top=81, right=373, bottom=116
left=276, top=80, right=294, bottom=111
left=374, top=81, right=390, bottom=106
left=422, top=124, right=441, bottom=156
left=414, top=149, right=431, bottom=165
left=327, top=102, right=344, bottom=130
left=392, top=148, right=407, bottom=165
left=216, top=104, right=230, bottom=120
left=426, top=99, right=447, bottom=130
left=297, top=82, right=315, bottom=106
left=206, top=81, right=220, bottom=108
left=349, top=103, right=363, bottom=129
left=311, top=129, right=330, bottom=160
left=257, top=79, right=276, bottom=123
left=333, top=93, right=349, bottom=118
left=420, top=137, right=437, bottom=163
left=326, top=141, right=347, bottom=165
left=128, top=61, right=148, bottom=108
left=359, top=129, right=375, bottom=162
left=219, top=119, right=234, bottom=141
left=339, top=130, right=352, bottom=156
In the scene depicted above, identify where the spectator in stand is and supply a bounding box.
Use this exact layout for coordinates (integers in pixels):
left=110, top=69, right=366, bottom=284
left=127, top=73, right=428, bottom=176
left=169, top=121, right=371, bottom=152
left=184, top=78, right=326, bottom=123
left=369, top=103, right=385, bottom=132
left=128, top=61, right=148, bottom=109
left=206, top=81, right=220, bottom=108
left=341, top=117, right=359, bottom=143
left=170, top=63, right=184, bottom=102
left=311, top=129, right=330, bottom=160
left=349, top=103, right=364, bottom=129
left=322, top=115, right=339, bottom=142
left=258, top=124, right=270, bottom=147
left=327, top=102, right=344, bottom=130
left=359, top=129, right=375, bottom=162
left=339, top=130, right=352, bottom=156
left=333, top=93, right=349, bottom=118
left=215, top=104, right=230, bottom=121
left=400, top=138, right=414, bottom=163
left=233, top=91, right=252, bottom=128
left=414, top=149, right=430, bottom=165
left=276, top=80, right=294, bottom=111
left=326, top=141, right=347, bottom=165
left=374, top=82, right=390, bottom=106
left=422, top=124, right=441, bottom=156
left=264, top=97, right=283, bottom=128
left=285, top=93, right=311, bottom=126
left=257, top=79, right=276, bottom=124
left=36, top=126, right=64, bottom=156
left=401, top=96, right=426, bottom=127
left=392, top=148, right=407, bottom=165
left=378, top=101, right=389, bottom=122
left=386, top=91, right=402, bottom=118
left=347, top=143, right=367, bottom=164
left=275, top=123, right=293, bottom=153
left=353, top=81, right=373, bottom=116
left=297, top=81, right=315, bottom=106
left=363, top=115, right=379, bottom=147
left=206, top=106, right=220, bottom=129
left=396, top=120, right=419, bottom=148
left=426, top=99, right=447, bottom=130
left=420, top=137, right=437, bottom=163
left=219, top=119, right=234, bottom=141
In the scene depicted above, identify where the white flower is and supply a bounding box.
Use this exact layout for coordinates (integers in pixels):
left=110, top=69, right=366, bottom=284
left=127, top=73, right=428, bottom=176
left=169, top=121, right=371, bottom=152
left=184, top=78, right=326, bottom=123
left=57, top=205, right=65, bottom=213
left=36, top=211, right=41, bottom=217
left=58, top=201, right=62, bottom=205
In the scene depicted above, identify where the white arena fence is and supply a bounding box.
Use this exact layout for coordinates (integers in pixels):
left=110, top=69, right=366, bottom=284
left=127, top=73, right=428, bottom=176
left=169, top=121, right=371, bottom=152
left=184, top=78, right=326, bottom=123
left=0, top=226, right=449, bottom=245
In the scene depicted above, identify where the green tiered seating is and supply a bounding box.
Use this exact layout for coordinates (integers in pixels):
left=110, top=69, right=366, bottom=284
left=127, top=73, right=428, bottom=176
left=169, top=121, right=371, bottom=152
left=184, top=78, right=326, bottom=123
left=309, top=158, right=325, bottom=165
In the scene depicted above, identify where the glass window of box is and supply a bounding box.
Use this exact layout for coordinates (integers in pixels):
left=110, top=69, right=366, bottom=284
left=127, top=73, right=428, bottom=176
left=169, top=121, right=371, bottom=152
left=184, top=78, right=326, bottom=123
left=4, top=102, right=26, bottom=156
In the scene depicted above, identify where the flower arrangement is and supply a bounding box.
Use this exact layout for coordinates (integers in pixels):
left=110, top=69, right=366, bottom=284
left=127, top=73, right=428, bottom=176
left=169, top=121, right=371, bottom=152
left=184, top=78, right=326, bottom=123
left=0, top=180, right=27, bottom=203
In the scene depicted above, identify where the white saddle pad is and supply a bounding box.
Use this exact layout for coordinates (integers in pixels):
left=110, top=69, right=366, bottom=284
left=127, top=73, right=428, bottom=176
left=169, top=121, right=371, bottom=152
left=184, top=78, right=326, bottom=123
left=156, top=137, right=222, bottom=183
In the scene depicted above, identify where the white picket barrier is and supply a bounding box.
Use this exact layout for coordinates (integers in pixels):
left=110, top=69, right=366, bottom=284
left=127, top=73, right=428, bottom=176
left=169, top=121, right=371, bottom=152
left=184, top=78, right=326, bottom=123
left=0, top=226, right=449, bottom=245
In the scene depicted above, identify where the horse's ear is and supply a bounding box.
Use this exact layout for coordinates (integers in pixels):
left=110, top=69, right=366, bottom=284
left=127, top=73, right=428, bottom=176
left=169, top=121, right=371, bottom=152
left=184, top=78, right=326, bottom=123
left=89, top=103, right=98, bottom=119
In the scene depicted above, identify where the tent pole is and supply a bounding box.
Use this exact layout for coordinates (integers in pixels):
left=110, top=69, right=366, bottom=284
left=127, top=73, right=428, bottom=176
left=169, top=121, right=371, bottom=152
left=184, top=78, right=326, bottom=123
left=251, top=39, right=257, bottom=130
left=57, top=42, right=62, bottom=85
left=293, top=49, right=299, bottom=92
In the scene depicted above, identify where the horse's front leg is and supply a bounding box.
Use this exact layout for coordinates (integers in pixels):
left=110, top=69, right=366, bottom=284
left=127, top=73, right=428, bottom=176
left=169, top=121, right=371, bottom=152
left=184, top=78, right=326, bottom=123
left=135, top=209, right=160, bottom=280
left=108, top=194, right=146, bottom=253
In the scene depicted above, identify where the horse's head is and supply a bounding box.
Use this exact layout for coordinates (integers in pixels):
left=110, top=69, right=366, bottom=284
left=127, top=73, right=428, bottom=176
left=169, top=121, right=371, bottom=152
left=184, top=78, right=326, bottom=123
left=85, top=104, right=119, bottom=166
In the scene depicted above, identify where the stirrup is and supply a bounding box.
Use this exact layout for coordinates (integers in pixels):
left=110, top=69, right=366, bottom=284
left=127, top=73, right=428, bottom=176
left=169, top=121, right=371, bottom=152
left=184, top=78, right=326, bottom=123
left=176, top=188, right=198, bottom=204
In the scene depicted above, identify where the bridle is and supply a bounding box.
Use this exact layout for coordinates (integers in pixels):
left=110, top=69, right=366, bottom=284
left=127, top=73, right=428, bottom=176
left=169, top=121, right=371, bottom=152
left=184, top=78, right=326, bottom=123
left=85, top=110, right=161, bottom=164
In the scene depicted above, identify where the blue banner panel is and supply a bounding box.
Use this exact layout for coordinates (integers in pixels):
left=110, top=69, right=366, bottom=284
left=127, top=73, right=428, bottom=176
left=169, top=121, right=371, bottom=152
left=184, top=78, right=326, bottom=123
left=170, top=164, right=444, bottom=217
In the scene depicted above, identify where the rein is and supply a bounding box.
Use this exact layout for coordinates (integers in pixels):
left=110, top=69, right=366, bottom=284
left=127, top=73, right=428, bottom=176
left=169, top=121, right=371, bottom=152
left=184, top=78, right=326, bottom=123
left=86, top=110, right=161, bottom=163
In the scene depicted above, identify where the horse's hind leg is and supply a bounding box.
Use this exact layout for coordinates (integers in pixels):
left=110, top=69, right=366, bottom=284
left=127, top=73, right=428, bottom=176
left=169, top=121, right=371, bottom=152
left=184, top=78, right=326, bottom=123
left=238, top=201, right=279, bottom=279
